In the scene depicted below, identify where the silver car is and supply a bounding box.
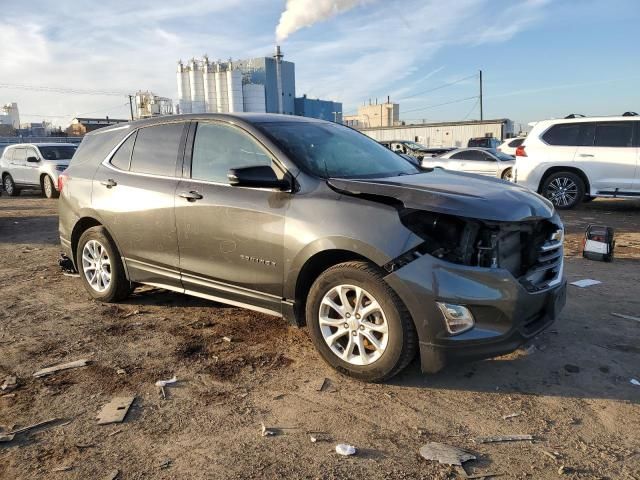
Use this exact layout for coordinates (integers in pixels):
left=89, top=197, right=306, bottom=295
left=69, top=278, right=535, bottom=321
left=0, top=143, right=77, bottom=198
left=424, top=147, right=515, bottom=181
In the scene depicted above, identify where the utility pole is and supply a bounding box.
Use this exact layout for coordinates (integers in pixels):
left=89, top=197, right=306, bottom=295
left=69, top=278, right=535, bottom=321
left=128, top=95, right=135, bottom=120
left=479, top=70, right=483, bottom=121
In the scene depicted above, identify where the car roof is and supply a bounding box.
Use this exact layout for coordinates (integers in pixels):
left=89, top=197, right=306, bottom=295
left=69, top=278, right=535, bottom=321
left=87, top=113, right=327, bottom=136
left=531, top=115, right=640, bottom=128
left=5, top=143, right=78, bottom=148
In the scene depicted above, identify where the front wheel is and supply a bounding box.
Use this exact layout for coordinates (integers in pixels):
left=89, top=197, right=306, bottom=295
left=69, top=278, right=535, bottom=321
left=42, top=175, right=59, bottom=199
left=77, top=226, right=131, bottom=302
left=306, top=261, right=417, bottom=382
left=541, top=172, right=585, bottom=209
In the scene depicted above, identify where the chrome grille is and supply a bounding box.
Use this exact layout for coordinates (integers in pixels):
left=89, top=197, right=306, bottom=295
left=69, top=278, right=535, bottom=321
left=519, top=229, right=563, bottom=292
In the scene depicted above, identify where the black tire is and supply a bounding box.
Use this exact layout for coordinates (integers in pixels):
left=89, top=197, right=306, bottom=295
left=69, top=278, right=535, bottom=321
left=306, top=261, right=417, bottom=382
left=541, top=171, right=585, bottom=210
left=3, top=174, right=20, bottom=197
left=501, top=168, right=513, bottom=181
left=583, top=195, right=596, bottom=203
left=76, top=226, right=131, bottom=302
left=42, top=175, right=59, bottom=199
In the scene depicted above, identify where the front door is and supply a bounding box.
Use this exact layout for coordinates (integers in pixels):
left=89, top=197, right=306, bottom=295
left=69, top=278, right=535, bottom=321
left=10, top=147, right=27, bottom=183
left=574, top=121, right=636, bottom=192
left=92, top=122, right=188, bottom=289
left=23, top=147, right=41, bottom=185
left=175, top=121, right=289, bottom=315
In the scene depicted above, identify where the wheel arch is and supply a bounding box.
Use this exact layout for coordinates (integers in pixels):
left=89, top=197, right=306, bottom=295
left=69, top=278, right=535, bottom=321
left=537, top=166, right=591, bottom=195
left=71, top=217, right=130, bottom=279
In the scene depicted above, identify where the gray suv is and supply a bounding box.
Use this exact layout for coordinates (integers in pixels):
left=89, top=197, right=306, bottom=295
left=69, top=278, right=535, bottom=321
left=59, top=114, right=567, bottom=382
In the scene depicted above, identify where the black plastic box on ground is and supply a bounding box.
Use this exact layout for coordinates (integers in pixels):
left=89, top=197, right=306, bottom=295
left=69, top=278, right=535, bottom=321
left=582, top=225, right=615, bottom=262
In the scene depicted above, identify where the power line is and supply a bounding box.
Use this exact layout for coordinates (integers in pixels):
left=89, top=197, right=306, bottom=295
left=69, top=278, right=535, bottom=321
left=19, top=102, right=130, bottom=120
left=462, top=98, right=480, bottom=121
left=399, top=73, right=478, bottom=101
left=402, top=95, right=479, bottom=114
left=0, top=83, right=129, bottom=97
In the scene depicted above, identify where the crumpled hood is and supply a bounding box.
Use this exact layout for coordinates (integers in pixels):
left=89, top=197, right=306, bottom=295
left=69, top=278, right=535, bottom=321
left=328, top=168, right=555, bottom=222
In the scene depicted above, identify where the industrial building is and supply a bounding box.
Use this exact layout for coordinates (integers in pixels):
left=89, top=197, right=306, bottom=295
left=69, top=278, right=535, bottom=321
left=294, top=95, right=342, bottom=123
left=361, top=118, right=515, bottom=148
left=343, top=100, right=399, bottom=128
left=0, top=103, right=20, bottom=130
left=134, top=91, right=174, bottom=120
left=177, top=46, right=295, bottom=115
left=176, top=46, right=341, bottom=121
left=66, top=117, right=128, bottom=136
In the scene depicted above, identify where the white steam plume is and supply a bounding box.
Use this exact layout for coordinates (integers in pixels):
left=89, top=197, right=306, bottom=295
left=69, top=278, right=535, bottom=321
left=276, top=0, right=365, bottom=42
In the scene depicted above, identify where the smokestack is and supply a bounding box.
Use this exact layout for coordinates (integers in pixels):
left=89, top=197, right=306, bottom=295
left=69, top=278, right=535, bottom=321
left=274, top=45, right=284, bottom=114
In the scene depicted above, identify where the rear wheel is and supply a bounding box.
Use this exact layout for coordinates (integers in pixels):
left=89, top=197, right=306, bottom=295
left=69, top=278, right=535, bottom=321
left=42, top=175, right=59, bottom=199
left=306, top=261, right=417, bottom=382
left=541, top=172, right=585, bottom=209
left=3, top=174, right=20, bottom=197
left=501, top=168, right=513, bottom=182
left=77, top=226, right=131, bottom=302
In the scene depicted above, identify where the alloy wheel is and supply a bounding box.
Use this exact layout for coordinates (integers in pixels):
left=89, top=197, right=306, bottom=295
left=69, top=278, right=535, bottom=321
left=545, top=177, right=578, bottom=207
left=4, top=177, right=13, bottom=195
left=82, top=240, right=112, bottom=292
left=44, top=176, right=53, bottom=198
left=502, top=169, right=513, bottom=182
left=318, top=284, right=389, bottom=365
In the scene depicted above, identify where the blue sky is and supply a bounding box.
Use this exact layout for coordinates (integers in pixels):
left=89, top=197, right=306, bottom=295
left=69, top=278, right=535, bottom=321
left=1, top=0, right=638, bottom=129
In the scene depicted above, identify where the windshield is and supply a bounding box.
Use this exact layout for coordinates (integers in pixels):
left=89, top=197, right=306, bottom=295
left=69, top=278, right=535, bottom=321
left=256, top=122, right=420, bottom=179
left=38, top=146, right=77, bottom=160
left=403, top=141, right=427, bottom=150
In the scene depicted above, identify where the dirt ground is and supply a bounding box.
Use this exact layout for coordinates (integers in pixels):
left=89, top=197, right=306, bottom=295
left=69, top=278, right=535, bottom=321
left=0, top=192, right=639, bottom=480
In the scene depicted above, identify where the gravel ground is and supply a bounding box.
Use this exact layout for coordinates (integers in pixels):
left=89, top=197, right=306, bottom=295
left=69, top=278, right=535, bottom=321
left=0, top=193, right=639, bottom=479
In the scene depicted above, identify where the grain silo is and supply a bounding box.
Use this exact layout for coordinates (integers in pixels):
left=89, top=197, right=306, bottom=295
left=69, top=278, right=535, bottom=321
left=226, top=67, right=244, bottom=113
left=188, top=59, right=205, bottom=114
left=176, top=61, right=192, bottom=114
left=203, top=56, right=217, bottom=113
left=242, top=84, right=266, bottom=113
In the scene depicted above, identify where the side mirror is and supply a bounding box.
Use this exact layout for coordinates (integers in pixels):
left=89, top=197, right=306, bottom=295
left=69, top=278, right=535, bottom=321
left=228, top=165, right=291, bottom=190
left=27, top=156, right=40, bottom=163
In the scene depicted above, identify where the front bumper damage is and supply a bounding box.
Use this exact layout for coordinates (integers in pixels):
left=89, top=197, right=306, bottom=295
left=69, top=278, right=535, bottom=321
left=384, top=253, right=566, bottom=373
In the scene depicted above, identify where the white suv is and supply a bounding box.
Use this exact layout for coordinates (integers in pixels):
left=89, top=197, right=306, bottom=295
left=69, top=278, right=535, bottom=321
left=0, top=143, right=77, bottom=198
left=515, top=116, right=639, bottom=209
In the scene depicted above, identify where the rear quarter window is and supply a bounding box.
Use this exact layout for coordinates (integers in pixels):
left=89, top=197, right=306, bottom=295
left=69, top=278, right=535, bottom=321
left=129, top=123, right=186, bottom=177
left=542, top=123, right=581, bottom=146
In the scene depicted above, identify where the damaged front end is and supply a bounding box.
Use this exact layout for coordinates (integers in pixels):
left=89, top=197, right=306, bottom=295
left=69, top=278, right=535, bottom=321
left=388, top=209, right=564, bottom=293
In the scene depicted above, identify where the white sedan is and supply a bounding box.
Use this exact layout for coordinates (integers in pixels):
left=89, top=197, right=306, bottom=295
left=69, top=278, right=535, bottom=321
left=423, top=148, right=515, bottom=181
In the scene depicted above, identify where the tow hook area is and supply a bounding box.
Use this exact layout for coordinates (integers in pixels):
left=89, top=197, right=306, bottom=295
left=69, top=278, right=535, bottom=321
left=58, top=253, right=77, bottom=274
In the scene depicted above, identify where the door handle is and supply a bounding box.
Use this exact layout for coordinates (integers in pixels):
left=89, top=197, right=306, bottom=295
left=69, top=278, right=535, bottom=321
left=579, top=154, right=594, bottom=158
left=100, top=179, right=117, bottom=188
left=179, top=191, right=203, bottom=201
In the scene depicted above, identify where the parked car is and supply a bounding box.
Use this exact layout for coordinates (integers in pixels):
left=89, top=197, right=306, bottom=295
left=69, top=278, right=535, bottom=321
left=0, top=143, right=77, bottom=198
left=515, top=115, right=640, bottom=209
left=497, top=137, right=526, bottom=156
left=378, top=139, right=449, bottom=161
left=425, top=148, right=515, bottom=181
left=468, top=137, right=501, bottom=149
left=59, top=114, right=566, bottom=382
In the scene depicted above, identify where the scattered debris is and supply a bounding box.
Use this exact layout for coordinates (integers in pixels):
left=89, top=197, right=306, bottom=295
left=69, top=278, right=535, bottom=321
left=97, top=397, right=135, bottom=425
left=0, top=433, right=15, bottom=442
left=502, top=412, right=522, bottom=420
left=569, top=279, right=601, bottom=288
left=558, top=465, right=573, bottom=475
left=52, top=466, right=73, bottom=472
left=107, top=429, right=123, bottom=437
left=611, top=312, right=640, bottom=323
left=116, top=368, right=126, bottom=375
left=33, top=359, right=90, bottom=378
left=222, top=336, right=233, bottom=343
left=260, top=422, right=275, bottom=437
left=631, top=379, right=640, bottom=387
left=564, top=364, right=580, bottom=373
left=475, top=434, right=534, bottom=444
left=123, top=309, right=144, bottom=318
left=155, top=375, right=177, bottom=387
left=521, top=344, right=537, bottom=356
left=540, top=449, right=561, bottom=461
left=419, top=442, right=475, bottom=466
left=335, top=444, right=357, bottom=456
left=159, top=459, right=172, bottom=469
left=104, top=470, right=120, bottom=480
left=316, top=377, right=328, bottom=392
left=1, top=375, right=17, bottom=393
left=10, top=418, right=65, bottom=435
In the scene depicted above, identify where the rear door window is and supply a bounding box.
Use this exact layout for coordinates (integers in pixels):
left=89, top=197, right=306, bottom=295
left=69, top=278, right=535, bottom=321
left=191, top=122, right=272, bottom=183
left=542, top=123, right=581, bottom=146
left=110, top=132, right=137, bottom=171
left=593, top=122, right=633, bottom=147
left=129, top=123, right=186, bottom=176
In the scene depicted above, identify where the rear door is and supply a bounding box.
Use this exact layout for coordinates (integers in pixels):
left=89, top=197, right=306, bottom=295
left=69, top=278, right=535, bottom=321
left=574, top=121, right=635, bottom=192
left=175, top=121, right=289, bottom=314
left=92, top=121, right=188, bottom=288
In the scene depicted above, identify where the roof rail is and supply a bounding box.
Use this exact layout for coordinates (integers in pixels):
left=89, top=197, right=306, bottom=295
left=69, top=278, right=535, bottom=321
left=564, top=114, right=586, bottom=119
left=622, top=111, right=638, bottom=117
